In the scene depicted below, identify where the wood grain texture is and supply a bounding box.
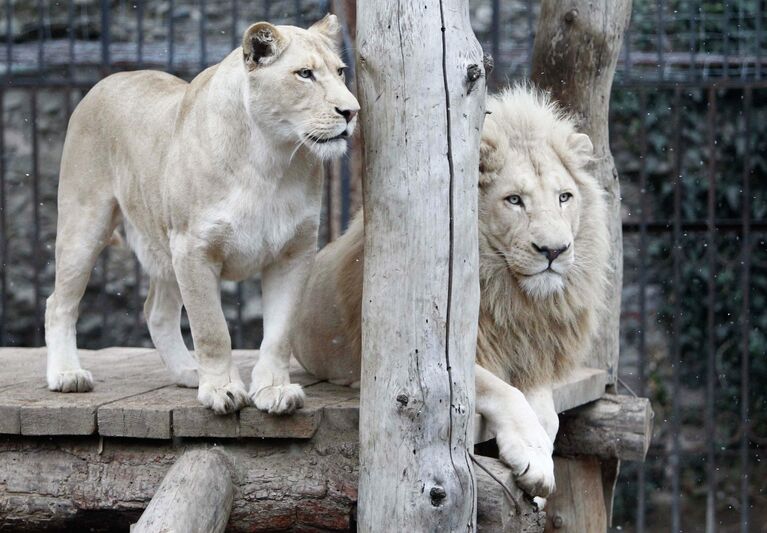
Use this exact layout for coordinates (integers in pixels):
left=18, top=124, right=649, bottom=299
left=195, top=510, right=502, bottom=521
left=356, top=1, right=486, bottom=529
left=133, top=449, right=233, bottom=533
left=530, top=0, right=633, bottom=384
left=543, top=456, right=606, bottom=533
left=556, top=394, right=654, bottom=461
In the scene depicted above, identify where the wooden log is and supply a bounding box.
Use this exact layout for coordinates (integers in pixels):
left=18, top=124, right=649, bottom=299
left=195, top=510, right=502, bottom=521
left=544, top=456, right=607, bottom=533
left=530, top=0, right=633, bottom=384
left=555, top=394, right=654, bottom=462
left=475, top=455, right=545, bottom=533
left=355, top=1, right=486, bottom=530
left=132, top=449, right=233, bottom=533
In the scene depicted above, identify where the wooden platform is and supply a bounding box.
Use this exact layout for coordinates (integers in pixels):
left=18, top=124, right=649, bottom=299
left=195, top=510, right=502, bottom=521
left=0, top=348, right=608, bottom=443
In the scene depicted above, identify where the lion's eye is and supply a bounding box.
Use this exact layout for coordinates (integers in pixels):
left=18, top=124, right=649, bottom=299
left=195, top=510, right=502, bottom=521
left=296, top=68, right=314, bottom=80
left=506, top=194, right=523, bottom=206
left=559, top=192, right=573, bottom=203
left=337, top=67, right=346, bottom=78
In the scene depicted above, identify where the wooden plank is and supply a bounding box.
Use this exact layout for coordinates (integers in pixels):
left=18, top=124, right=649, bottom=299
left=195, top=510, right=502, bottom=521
left=0, top=348, right=170, bottom=436
left=474, top=366, right=608, bottom=444
left=552, top=367, right=609, bottom=413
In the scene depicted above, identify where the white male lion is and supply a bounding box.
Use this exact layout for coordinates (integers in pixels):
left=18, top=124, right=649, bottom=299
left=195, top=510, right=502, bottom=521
left=292, top=86, right=609, bottom=498
left=45, top=14, right=359, bottom=415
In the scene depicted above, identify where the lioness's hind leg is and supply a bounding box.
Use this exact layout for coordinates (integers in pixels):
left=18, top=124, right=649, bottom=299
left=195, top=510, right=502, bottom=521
left=145, top=277, right=199, bottom=388
left=46, top=198, right=119, bottom=392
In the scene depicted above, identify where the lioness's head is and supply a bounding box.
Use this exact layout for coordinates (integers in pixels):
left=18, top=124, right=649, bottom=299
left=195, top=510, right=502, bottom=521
left=240, top=14, right=359, bottom=159
left=478, top=86, right=607, bottom=300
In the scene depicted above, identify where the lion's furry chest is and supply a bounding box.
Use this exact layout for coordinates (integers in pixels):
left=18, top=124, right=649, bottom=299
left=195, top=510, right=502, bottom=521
left=198, top=178, right=320, bottom=281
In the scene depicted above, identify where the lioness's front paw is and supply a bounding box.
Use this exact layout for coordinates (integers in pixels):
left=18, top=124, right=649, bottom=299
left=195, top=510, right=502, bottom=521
left=47, top=369, right=94, bottom=393
left=250, top=383, right=305, bottom=415
left=171, top=366, right=199, bottom=388
left=198, top=380, right=249, bottom=415
left=497, top=425, right=555, bottom=498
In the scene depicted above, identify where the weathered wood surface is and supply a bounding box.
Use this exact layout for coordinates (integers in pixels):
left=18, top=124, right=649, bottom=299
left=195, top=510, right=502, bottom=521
left=356, top=1, right=486, bottom=530
left=0, top=348, right=350, bottom=439
left=133, top=449, right=233, bottom=533
left=555, top=393, right=653, bottom=461
left=531, top=0, right=633, bottom=384
left=1, top=433, right=534, bottom=532
left=475, top=455, right=546, bottom=533
left=543, top=456, right=607, bottom=533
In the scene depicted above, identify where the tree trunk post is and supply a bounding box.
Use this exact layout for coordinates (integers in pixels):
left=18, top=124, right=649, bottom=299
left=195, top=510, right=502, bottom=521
left=355, top=2, right=486, bottom=530
left=530, top=0, right=632, bottom=384
left=530, top=2, right=632, bottom=530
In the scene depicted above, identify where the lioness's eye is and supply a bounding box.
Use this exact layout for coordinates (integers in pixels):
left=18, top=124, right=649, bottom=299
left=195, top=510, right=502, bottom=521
left=337, top=67, right=346, bottom=77
left=296, top=68, right=314, bottom=80
left=506, top=194, right=523, bottom=206
left=559, top=192, right=573, bottom=203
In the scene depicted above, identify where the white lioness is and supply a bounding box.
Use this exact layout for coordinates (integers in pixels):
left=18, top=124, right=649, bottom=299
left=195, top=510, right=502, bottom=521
left=45, top=14, right=359, bottom=415
left=292, top=86, right=609, bottom=497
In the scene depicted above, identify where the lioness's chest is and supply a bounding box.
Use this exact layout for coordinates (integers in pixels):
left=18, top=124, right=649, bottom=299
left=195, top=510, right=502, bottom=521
left=200, top=178, right=320, bottom=281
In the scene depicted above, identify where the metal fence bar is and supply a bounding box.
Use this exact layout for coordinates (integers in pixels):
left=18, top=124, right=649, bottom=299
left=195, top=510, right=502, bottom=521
left=231, top=0, right=240, bottom=51
left=0, top=89, right=5, bottom=345
left=723, top=1, right=730, bottom=78
left=31, top=90, right=42, bottom=346
left=37, top=0, right=45, bottom=72
left=294, top=0, right=302, bottom=25
left=704, top=84, right=718, bottom=533
left=636, top=87, right=648, bottom=533
left=739, top=84, right=752, bottom=533
left=137, top=0, right=144, bottom=68
left=67, top=0, right=75, bottom=76
left=491, top=0, right=500, bottom=85
left=656, top=0, right=666, bottom=80
left=757, top=0, right=763, bottom=80
left=4, top=0, right=10, bottom=74
left=168, top=0, right=175, bottom=71
left=100, top=0, right=110, bottom=69
left=199, top=0, right=207, bottom=69
left=670, top=85, right=683, bottom=533
left=526, top=0, right=534, bottom=71
left=689, top=0, right=697, bottom=81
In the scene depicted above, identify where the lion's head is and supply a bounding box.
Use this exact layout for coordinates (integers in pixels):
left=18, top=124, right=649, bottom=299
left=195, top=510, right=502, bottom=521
left=476, top=85, right=610, bottom=388
left=240, top=14, right=359, bottom=160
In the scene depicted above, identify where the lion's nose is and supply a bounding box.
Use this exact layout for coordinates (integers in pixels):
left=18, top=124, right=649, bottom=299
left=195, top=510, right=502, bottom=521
left=532, top=242, right=570, bottom=263
left=335, top=107, right=357, bottom=123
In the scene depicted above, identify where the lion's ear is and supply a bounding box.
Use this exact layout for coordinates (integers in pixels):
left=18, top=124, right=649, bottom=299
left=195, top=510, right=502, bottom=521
left=567, top=132, right=594, bottom=168
left=479, top=116, right=505, bottom=184
left=310, top=13, right=341, bottom=40
left=242, top=22, right=288, bottom=69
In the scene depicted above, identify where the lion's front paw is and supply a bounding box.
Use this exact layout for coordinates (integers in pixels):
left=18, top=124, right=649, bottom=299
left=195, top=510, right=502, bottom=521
left=497, top=424, right=555, bottom=498
left=48, top=369, right=94, bottom=393
left=198, top=379, right=249, bottom=415
left=249, top=383, right=305, bottom=415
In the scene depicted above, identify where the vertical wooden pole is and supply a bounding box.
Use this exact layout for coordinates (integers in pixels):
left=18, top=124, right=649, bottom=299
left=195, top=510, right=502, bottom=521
left=356, top=1, right=486, bottom=530
left=530, top=0, right=632, bottom=384
left=531, top=2, right=632, bottom=530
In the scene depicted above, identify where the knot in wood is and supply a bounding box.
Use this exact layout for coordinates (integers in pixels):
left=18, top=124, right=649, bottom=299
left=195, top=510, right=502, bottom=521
left=396, top=393, right=409, bottom=406
left=564, top=9, right=578, bottom=24
left=466, top=64, right=482, bottom=83
left=552, top=514, right=564, bottom=528
left=429, top=486, right=447, bottom=506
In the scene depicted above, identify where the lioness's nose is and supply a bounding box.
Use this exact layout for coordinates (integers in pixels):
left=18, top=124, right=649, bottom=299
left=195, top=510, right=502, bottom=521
left=335, top=107, right=357, bottom=123
left=532, top=243, right=570, bottom=262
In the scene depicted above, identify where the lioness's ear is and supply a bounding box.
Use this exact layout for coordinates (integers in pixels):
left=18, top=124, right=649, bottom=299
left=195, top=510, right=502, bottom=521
left=567, top=132, right=594, bottom=168
left=242, top=22, right=287, bottom=69
left=310, top=13, right=341, bottom=40
left=479, top=116, right=505, bottom=184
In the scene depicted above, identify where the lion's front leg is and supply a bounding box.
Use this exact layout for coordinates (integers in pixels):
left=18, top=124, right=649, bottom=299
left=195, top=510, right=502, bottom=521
left=475, top=365, right=556, bottom=498
left=171, top=235, right=249, bottom=414
left=248, top=238, right=313, bottom=414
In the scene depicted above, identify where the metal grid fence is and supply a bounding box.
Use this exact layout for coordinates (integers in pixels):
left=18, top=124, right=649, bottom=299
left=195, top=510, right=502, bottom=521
left=0, top=1, right=765, bottom=532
